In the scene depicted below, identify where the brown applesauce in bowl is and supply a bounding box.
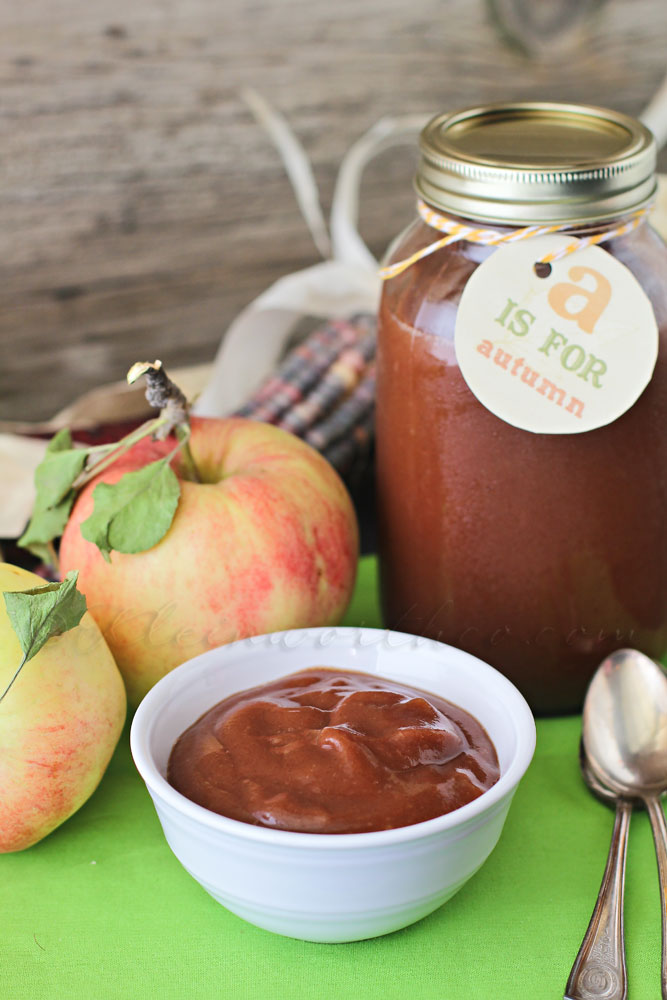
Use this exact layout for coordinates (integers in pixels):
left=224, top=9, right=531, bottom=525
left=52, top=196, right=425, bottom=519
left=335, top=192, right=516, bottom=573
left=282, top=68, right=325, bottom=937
left=167, top=668, right=500, bottom=834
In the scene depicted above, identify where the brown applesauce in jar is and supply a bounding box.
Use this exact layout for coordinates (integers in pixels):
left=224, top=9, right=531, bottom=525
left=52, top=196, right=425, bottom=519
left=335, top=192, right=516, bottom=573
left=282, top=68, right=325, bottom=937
left=377, top=103, right=667, bottom=713
left=167, top=668, right=499, bottom=833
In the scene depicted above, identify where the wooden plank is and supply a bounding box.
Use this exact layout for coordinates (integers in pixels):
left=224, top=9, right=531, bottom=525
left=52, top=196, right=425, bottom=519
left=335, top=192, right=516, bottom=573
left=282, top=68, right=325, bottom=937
left=1, top=0, right=666, bottom=419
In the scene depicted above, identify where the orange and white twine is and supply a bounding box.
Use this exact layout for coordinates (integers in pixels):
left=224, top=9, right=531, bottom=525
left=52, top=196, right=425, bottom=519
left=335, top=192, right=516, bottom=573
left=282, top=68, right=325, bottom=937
left=379, top=199, right=651, bottom=280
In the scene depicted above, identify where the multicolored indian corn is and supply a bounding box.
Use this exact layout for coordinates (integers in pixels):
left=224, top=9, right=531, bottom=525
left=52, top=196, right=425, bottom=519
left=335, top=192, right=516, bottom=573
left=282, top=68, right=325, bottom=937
left=233, top=315, right=376, bottom=476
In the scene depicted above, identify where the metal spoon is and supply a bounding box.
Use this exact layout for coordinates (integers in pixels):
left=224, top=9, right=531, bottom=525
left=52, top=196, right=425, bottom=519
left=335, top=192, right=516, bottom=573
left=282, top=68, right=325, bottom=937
left=581, top=649, right=667, bottom=1000
left=564, top=740, right=632, bottom=1000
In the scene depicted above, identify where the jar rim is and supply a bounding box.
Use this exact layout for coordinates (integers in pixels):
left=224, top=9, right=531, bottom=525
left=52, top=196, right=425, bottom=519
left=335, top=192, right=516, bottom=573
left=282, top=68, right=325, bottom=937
left=416, top=102, right=657, bottom=226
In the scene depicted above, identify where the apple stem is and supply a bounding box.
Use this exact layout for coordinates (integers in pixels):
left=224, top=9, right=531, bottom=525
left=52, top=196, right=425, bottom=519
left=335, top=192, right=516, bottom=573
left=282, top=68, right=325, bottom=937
left=74, top=415, right=170, bottom=491
left=0, top=653, right=27, bottom=705
left=176, top=426, right=201, bottom=483
left=127, top=361, right=190, bottom=440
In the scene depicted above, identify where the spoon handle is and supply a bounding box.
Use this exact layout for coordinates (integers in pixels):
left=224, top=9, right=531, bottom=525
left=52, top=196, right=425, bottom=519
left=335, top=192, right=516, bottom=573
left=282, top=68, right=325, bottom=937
left=564, top=799, right=631, bottom=1000
left=645, top=796, right=667, bottom=1000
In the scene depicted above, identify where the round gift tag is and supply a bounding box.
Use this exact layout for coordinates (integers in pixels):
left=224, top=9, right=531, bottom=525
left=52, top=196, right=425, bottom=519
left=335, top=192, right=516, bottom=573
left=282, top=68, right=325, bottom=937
left=454, top=235, right=658, bottom=434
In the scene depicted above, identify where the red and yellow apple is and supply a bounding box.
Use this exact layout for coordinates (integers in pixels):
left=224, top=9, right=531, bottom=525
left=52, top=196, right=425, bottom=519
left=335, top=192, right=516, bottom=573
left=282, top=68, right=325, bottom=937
left=60, top=417, right=359, bottom=707
left=0, top=562, right=126, bottom=853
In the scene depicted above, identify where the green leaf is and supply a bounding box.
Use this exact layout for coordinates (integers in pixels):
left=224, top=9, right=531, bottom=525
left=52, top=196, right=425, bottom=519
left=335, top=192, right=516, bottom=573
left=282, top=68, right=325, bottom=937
left=18, top=494, right=75, bottom=561
left=47, top=428, right=73, bottom=453
left=35, top=431, right=87, bottom=509
left=1, top=572, right=88, bottom=703
left=17, top=428, right=88, bottom=560
left=3, top=570, right=87, bottom=662
left=80, top=458, right=180, bottom=562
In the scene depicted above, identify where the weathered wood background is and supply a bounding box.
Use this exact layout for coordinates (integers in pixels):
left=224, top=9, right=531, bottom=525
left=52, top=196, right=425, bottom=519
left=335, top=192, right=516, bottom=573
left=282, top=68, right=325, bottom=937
left=2, top=0, right=667, bottom=420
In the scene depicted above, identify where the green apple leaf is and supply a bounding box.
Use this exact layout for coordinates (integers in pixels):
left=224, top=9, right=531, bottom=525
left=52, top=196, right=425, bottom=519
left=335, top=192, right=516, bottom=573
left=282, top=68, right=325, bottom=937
left=80, top=458, right=180, bottom=562
left=1, top=571, right=87, bottom=703
left=18, top=495, right=76, bottom=563
left=18, top=429, right=87, bottom=561
left=35, top=429, right=88, bottom=507
left=3, top=570, right=87, bottom=661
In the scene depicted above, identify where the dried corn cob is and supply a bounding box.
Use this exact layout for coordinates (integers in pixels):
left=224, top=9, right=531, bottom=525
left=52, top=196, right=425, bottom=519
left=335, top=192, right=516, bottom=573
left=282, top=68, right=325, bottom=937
left=305, top=365, right=376, bottom=453
left=235, top=318, right=372, bottom=424
left=277, top=337, right=373, bottom=436
left=232, top=314, right=376, bottom=476
left=323, top=412, right=375, bottom=474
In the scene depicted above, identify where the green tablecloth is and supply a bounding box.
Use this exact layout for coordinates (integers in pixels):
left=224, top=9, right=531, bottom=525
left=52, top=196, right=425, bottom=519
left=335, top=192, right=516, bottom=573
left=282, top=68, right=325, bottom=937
left=3, top=557, right=663, bottom=999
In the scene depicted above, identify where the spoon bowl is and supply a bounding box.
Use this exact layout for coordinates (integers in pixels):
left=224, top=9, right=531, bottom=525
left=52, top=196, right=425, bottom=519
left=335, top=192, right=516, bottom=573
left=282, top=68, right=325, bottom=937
left=583, top=649, right=667, bottom=797
left=582, top=648, right=667, bottom=1000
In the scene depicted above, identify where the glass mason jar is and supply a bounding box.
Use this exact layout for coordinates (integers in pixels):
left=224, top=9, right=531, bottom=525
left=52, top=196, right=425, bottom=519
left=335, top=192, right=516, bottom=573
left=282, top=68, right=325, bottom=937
left=376, top=103, right=667, bottom=713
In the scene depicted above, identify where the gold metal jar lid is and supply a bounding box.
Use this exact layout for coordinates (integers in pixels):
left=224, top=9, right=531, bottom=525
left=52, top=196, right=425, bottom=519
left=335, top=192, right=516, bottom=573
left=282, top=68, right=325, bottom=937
left=416, top=102, right=656, bottom=225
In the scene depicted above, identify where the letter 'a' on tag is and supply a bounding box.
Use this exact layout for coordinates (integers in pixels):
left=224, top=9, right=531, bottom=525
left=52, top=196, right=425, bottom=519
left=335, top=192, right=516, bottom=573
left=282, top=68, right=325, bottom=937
left=454, top=235, right=659, bottom=434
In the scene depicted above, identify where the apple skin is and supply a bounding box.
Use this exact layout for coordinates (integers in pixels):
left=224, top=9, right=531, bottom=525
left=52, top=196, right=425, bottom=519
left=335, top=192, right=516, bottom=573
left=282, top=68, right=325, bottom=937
left=60, top=417, right=359, bottom=707
left=0, top=563, right=126, bottom=853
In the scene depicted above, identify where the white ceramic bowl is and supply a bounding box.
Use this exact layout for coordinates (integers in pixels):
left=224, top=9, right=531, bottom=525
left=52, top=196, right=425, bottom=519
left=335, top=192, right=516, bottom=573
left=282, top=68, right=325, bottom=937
left=130, top=627, right=535, bottom=943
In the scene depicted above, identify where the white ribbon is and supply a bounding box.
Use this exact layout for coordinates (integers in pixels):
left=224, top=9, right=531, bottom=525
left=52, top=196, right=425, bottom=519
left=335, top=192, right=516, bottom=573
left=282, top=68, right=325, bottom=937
left=193, top=94, right=428, bottom=417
